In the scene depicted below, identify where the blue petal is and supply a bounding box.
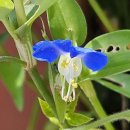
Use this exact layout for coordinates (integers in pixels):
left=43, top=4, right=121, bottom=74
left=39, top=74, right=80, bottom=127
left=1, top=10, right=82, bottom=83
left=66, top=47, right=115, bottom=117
left=82, top=52, right=108, bottom=71
left=33, top=41, right=49, bottom=51
left=70, top=47, right=94, bottom=58
left=32, top=39, right=73, bottom=63
left=33, top=41, right=59, bottom=63
left=54, top=39, right=73, bottom=53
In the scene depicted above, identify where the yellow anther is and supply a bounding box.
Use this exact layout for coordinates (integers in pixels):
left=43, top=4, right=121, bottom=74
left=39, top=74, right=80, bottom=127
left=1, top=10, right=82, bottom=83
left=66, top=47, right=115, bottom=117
left=69, top=96, right=73, bottom=102
left=70, top=80, right=78, bottom=88
left=72, top=82, right=78, bottom=88
left=63, top=96, right=68, bottom=102
left=61, top=60, right=69, bottom=68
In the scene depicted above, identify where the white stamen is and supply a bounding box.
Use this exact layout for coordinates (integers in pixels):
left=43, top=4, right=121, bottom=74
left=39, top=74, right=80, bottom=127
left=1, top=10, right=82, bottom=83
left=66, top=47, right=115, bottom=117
left=61, top=76, right=65, bottom=99
left=72, top=88, right=75, bottom=101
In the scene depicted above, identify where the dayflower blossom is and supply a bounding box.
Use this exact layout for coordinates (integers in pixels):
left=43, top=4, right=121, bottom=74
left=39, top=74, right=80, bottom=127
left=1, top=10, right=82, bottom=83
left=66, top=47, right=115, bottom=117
left=32, top=40, right=108, bottom=102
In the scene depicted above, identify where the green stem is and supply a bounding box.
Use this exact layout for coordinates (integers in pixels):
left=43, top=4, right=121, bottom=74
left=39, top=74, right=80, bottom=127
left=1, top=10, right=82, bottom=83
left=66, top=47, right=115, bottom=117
left=14, top=33, right=36, bottom=69
left=2, top=17, right=17, bottom=39
left=27, top=99, right=40, bottom=130
left=65, top=110, right=130, bottom=130
left=13, top=0, right=27, bottom=26
left=2, top=16, right=36, bottom=69
left=88, top=0, right=115, bottom=32
left=28, top=66, right=57, bottom=116
left=79, top=80, right=115, bottom=130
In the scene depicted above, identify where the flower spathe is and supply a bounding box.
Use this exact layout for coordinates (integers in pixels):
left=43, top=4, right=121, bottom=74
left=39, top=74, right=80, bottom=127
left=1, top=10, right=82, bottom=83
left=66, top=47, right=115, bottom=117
left=33, top=39, right=108, bottom=102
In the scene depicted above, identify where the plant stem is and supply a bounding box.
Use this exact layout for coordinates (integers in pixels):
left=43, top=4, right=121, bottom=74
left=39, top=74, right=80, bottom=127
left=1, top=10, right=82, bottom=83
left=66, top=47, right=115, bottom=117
left=13, top=0, right=27, bottom=26
left=2, top=17, right=17, bottom=39
left=28, top=66, right=57, bottom=116
left=65, top=110, right=130, bottom=130
left=88, top=0, right=115, bottom=32
left=2, top=16, right=36, bottom=69
left=27, top=99, right=40, bottom=130
left=79, top=80, right=115, bottom=130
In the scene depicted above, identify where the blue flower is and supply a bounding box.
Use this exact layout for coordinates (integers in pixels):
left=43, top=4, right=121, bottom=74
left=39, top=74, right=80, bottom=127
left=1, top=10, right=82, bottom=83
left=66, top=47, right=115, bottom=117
left=33, top=39, right=108, bottom=102
left=33, top=39, right=108, bottom=71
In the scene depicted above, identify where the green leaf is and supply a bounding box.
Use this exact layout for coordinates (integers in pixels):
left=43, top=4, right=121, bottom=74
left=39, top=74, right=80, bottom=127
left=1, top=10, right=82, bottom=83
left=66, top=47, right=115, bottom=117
left=26, top=0, right=58, bottom=25
left=0, top=0, right=14, bottom=20
left=38, top=98, right=55, bottom=117
left=38, top=98, right=61, bottom=127
left=54, top=90, right=67, bottom=123
left=25, top=3, right=38, bottom=20
left=47, top=0, right=87, bottom=45
left=44, top=121, right=58, bottom=130
left=64, top=110, right=130, bottom=130
left=0, top=62, right=25, bottom=111
left=80, top=30, right=130, bottom=81
left=79, top=80, right=114, bottom=130
left=96, top=73, right=130, bottom=98
left=0, top=56, right=26, bottom=66
left=65, top=112, right=92, bottom=126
